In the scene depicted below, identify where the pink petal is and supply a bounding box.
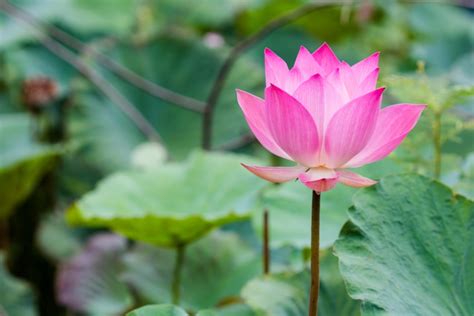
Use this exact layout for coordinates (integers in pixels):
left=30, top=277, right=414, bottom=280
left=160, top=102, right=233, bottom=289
left=293, top=46, right=323, bottom=79
left=285, top=67, right=304, bottom=93
left=298, top=167, right=339, bottom=192
left=324, top=69, right=349, bottom=120
left=344, top=103, right=426, bottom=168
left=236, top=89, right=291, bottom=160
left=338, top=62, right=358, bottom=98
left=324, top=88, right=385, bottom=168
left=358, top=68, right=379, bottom=95
left=312, top=43, right=340, bottom=75
left=241, top=164, right=305, bottom=183
left=337, top=170, right=377, bottom=188
left=352, top=52, right=380, bottom=82
left=264, top=48, right=289, bottom=88
left=265, top=85, right=320, bottom=167
left=293, top=74, right=325, bottom=135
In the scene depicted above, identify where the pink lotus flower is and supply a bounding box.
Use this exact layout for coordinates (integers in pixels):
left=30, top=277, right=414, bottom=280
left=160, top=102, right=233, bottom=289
left=237, top=43, right=425, bottom=192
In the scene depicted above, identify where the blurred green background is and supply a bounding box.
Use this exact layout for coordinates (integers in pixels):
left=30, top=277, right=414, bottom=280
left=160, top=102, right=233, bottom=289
left=0, top=0, right=472, bottom=315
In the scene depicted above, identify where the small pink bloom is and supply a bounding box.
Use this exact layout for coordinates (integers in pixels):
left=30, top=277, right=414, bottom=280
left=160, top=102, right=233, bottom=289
left=237, top=43, right=425, bottom=192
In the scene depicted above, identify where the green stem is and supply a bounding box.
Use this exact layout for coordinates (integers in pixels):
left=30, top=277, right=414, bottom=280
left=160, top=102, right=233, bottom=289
left=172, top=245, right=186, bottom=304
left=433, top=111, right=442, bottom=179
left=263, top=209, right=270, bottom=275
left=309, top=191, right=321, bottom=316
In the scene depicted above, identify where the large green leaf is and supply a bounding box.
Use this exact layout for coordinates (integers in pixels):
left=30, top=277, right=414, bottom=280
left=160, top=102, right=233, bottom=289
left=122, top=231, right=260, bottom=311
left=127, top=304, right=256, bottom=316
left=409, top=4, right=473, bottom=72
left=0, top=114, right=60, bottom=218
left=334, top=174, right=474, bottom=315
left=150, top=0, right=261, bottom=28
left=108, top=35, right=263, bottom=159
left=0, top=252, right=37, bottom=316
left=68, top=93, right=145, bottom=173
left=196, top=304, right=256, bottom=316
left=241, top=251, right=360, bottom=316
left=67, top=151, right=266, bottom=247
left=126, top=304, right=188, bottom=316
left=1, top=0, right=135, bottom=46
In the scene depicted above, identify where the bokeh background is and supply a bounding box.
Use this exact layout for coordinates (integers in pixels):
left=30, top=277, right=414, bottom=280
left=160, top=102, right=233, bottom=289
left=0, top=0, right=473, bottom=315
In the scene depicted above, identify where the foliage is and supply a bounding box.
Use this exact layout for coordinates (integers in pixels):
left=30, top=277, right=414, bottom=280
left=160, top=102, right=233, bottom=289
left=334, top=174, right=473, bottom=315
left=241, top=251, right=360, bottom=316
left=126, top=304, right=188, bottom=316
left=122, top=231, right=260, bottom=310
left=0, top=0, right=472, bottom=315
left=66, top=151, right=266, bottom=247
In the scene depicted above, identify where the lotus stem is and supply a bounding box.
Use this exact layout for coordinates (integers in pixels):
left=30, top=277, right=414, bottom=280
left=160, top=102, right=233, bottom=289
left=309, top=191, right=321, bottom=316
left=172, top=245, right=186, bottom=304
left=433, top=111, right=442, bottom=179
left=263, top=209, right=270, bottom=275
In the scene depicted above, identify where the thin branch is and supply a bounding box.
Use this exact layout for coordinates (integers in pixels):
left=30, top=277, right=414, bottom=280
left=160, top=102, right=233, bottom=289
left=0, top=1, right=163, bottom=143
left=201, top=0, right=351, bottom=150
left=2, top=1, right=206, bottom=113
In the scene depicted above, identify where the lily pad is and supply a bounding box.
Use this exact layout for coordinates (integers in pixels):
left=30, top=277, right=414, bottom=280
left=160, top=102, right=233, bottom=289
left=334, top=174, right=474, bottom=315
left=0, top=252, right=37, bottom=316
left=127, top=304, right=256, bottom=316
left=122, top=231, right=260, bottom=311
left=67, top=151, right=266, bottom=247
left=0, top=114, right=60, bottom=218
left=126, top=304, right=188, bottom=316
left=196, top=304, right=256, bottom=316
left=240, top=251, right=359, bottom=316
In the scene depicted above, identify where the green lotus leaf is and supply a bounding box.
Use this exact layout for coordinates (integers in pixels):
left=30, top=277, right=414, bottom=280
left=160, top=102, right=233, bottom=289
left=241, top=251, right=360, bottom=316
left=126, top=304, right=188, bottom=316
left=0, top=114, right=60, bottom=218
left=108, top=35, right=263, bottom=159
left=334, top=174, right=474, bottom=315
left=196, top=304, right=256, bottom=316
left=67, top=151, right=266, bottom=247
left=127, top=304, right=256, bottom=316
left=122, top=230, right=260, bottom=311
